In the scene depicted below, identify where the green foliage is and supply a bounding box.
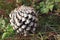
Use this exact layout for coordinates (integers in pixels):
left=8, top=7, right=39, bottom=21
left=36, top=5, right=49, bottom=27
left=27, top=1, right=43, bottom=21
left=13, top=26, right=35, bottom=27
left=55, top=0, right=60, bottom=2
left=38, top=15, right=60, bottom=33
left=0, top=16, right=15, bottom=40
left=2, top=24, right=15, bottom=40
left=34, top=0, right=54, bottom=14
left=34, top=0, right=60, bottom=14
left=0, top=16, right=6, bottom=32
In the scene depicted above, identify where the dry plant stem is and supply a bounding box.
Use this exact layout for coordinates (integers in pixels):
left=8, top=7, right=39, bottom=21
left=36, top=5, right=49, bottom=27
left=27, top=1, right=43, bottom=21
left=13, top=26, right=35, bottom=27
left=39, top=33, right=43, bottom=40
left=31, top=0, right=35, bottom=7
left=15, top=0, right=20, bottom=7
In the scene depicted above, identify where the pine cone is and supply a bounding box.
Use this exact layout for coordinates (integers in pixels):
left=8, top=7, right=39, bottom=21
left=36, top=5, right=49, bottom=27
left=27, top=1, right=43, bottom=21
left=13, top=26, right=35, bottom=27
left=9, top=5, right=38, bottom=36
